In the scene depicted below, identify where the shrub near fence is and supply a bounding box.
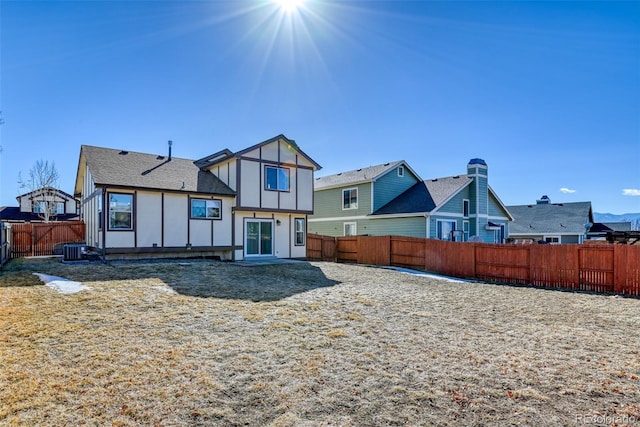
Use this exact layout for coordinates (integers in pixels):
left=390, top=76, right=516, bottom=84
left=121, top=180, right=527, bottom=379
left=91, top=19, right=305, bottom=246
left=306, top=234, right=640, bottom=297
left=10, top=221, right=85, bottom=258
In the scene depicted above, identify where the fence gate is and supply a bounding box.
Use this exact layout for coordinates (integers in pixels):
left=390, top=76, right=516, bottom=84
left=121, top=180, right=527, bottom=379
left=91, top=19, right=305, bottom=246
left=578, top=246, right=615, bottom=293
left=10, top=221, right=85, bottom=258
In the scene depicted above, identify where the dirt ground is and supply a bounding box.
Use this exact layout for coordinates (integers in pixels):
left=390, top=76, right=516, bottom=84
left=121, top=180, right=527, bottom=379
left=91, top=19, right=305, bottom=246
left=1, top=257, right=639, bottom=426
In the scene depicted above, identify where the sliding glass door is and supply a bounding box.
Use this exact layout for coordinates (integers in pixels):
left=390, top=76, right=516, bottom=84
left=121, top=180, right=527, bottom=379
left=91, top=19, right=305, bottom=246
left=245, top=219, right=273, bottom=257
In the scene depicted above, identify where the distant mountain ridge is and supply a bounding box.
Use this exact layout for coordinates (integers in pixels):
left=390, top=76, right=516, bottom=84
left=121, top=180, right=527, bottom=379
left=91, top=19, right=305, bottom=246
left=594, top=212, right=640, bottom=223
left=594, top=212, right=640, bottom=230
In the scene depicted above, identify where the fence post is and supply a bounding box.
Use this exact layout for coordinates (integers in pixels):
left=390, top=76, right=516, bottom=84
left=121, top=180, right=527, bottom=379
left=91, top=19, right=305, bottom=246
left=614, top=245, right=625, bottom=295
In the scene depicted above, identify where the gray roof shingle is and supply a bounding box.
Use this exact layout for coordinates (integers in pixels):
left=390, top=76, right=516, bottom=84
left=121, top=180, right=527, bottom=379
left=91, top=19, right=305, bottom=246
left=81, top=145, right=235, bottom=196
left=314, top=161, right=404, bottom=190
left=506, top=201, right=593, bottom=235
left=424, top=175, right=473, bottom=206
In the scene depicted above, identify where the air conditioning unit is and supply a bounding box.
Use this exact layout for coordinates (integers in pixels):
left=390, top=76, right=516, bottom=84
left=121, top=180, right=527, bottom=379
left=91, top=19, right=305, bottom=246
left=63, top=244, right=88, bottom=261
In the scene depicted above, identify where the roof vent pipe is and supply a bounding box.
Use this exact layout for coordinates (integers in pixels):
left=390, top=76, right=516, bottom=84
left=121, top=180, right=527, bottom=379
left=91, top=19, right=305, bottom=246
left=168, top=140, right=173, bottom=160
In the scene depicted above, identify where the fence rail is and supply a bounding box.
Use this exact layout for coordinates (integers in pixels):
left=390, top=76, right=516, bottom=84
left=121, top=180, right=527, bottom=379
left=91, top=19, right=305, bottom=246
left=10, top=221, right=85, bottom=258
left=307, top=234, right=640, bottom=297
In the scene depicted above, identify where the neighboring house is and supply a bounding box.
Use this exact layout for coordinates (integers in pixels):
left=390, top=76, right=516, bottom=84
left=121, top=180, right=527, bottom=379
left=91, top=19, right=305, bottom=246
left=587, top=221, right=632, bottom=241
left=74, top=134, right=321, bottom=260
left=506, top=196, right=594, bottom=244
left=0, top=187, right=79, bottom=223
left=308, top=158, right=513, bottom=243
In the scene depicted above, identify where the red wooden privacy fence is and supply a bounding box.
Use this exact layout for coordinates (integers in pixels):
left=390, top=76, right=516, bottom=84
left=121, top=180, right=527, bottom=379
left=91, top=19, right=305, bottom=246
left=307, top=234, right=640, bottom=297
left=10, top=221, right=85, bottom=258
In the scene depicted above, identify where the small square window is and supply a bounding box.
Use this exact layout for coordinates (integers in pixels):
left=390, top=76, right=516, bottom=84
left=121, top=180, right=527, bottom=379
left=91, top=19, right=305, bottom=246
left=344, top=222, right=357, bottom=236
left=265, top=166, right=290, bottom=191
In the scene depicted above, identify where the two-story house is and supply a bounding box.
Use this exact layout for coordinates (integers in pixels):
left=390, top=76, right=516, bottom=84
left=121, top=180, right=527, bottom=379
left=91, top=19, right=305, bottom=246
left=308, top=158, right=513, bottom=243
left=0, top=187, right=79, bottom=223
left=74, top=134, right=321, bottom=260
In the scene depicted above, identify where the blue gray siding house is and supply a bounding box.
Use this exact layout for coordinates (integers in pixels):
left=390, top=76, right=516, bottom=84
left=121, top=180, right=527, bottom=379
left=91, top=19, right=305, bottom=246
left=506, top=196, right=594, bottom=244
left=308, top=158, right=513, bottom=243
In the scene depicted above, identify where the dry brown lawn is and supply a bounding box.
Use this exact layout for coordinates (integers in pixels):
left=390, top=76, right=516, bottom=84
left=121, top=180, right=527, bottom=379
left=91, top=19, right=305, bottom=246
left=1, top=257, right=639, bottom=426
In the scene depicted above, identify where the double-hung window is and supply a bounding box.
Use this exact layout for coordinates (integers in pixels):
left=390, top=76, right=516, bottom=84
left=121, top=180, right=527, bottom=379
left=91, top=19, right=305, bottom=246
left=265, top=166, right=290, bottom=191
left=342, top=188, right=358, bottom=210
left=108, top=193, right=133, bottom=230
left=33, top=201, right=47, bottom=213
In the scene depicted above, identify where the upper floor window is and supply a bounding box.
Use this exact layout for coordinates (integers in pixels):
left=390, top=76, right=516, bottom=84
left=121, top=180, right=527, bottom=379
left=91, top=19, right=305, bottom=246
left=398, top=166, right=404, bottom=177
left=191, top=198, right=222, bottom=220
left=33, top=200, right=65, bottom=214
left=109, top=193, right=133, bottom=230
left=463, top=199, right=470, bottom=218
left=343, top=188, right=358, bottom=210
left=33, top=201, right=47, bottom=213
left=265, top=166, right=290, bottom=191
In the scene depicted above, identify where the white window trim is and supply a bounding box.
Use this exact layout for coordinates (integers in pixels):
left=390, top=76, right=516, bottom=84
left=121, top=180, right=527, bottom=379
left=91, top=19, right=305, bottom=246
left=344, top=222, right=357, bottom=236
left=437, top=219, right=457, bottom=241
left=397, top=166, right=404, bottom=177
left=463, top=199, right=470, bottom=218
left=543, top=235, right=561, bottom=244
left=342, top=187, right=358, bottom=210
left=108, top=192, right=134, bottom=231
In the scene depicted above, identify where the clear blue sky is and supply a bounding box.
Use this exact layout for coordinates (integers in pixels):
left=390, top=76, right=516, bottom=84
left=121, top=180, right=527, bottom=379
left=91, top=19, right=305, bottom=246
left=1, top=0, right=638, bottom=214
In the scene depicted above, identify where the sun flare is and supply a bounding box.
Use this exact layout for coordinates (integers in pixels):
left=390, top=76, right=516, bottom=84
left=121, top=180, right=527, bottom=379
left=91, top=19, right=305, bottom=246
left=274, top=0, right=303, bottom=14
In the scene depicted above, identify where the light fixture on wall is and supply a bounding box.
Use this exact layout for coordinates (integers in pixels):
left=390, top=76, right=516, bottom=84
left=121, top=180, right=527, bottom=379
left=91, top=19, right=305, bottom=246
left=276, top=219, right=281, bottom=226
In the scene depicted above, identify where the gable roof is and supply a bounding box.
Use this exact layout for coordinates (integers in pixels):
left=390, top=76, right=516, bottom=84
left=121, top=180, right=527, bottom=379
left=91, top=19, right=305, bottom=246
left=424, top=175, right=473, bottom=206
left=372, top=172, right=514, bottom=220
left=314, top=160, right=410, bottom=191
left=17, top=186, right=76, bottom=202
left=506, top=201, right=594, bottom=235
left=372, top=181, right=437, bottom=215
left=589, top=222, right=632, bottom=233
left=78, top=145, right=235, bottom=196
left=195, top=134, right=322, bottom=170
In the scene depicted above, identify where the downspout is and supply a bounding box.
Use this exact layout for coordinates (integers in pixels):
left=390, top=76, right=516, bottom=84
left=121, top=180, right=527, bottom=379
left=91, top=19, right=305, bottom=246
left=101, top=187, right=107, bottom=257
left=231, top=210, right=236, bottom=261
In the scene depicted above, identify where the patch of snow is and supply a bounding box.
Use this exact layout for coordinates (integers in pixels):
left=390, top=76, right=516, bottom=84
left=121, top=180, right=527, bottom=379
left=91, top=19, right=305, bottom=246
left=380, top=266, right=469, bottom=284
left=33, top=273, right=91, bottom=294
left=150, top=285, right=176, bottom=295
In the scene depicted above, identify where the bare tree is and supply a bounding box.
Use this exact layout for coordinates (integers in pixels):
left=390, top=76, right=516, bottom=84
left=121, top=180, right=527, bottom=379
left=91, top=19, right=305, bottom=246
left=18, top=160, right=61, bottom=222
